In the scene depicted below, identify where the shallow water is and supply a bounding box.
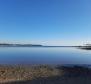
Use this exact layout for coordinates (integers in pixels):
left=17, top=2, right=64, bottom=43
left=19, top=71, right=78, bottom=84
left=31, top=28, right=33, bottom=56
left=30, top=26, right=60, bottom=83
left=0, top=47, right=91, bottom=65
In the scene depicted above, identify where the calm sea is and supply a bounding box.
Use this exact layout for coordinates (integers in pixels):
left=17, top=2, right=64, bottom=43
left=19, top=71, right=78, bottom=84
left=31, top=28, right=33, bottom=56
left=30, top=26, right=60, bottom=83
left=0, top=47, right=91, bottom=65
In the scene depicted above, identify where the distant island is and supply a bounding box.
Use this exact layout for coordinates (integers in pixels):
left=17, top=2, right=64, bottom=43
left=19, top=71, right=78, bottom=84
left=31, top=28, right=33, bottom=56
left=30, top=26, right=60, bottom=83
left=0, top=43, right=43, bottom=47
left=78, top=44, right=91, bottom=50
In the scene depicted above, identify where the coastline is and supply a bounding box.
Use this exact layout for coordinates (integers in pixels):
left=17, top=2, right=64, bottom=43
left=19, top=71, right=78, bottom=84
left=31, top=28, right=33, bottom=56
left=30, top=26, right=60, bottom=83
left=0, top=64, right=91, bottom=84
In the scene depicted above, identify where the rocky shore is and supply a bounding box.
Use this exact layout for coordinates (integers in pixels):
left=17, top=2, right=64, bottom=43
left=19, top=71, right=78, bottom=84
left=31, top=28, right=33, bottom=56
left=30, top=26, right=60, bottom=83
left=0, top=65, right=91, bottom=84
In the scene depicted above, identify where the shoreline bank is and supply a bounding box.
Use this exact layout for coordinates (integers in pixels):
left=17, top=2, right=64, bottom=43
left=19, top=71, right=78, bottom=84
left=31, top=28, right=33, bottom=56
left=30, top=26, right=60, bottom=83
left=0, top=64, right=91, bottom=84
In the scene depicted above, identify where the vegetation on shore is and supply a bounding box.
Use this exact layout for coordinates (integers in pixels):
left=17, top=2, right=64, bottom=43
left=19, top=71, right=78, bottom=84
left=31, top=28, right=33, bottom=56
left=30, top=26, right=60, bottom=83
left=0, top=65, right=62, bottom=83
left=0, top=65, right=91, bottom=84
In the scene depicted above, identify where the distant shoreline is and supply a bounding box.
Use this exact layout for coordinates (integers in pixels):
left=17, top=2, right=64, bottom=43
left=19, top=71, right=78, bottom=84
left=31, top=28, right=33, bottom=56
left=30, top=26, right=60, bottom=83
left=1, top=44, right=91, bottom=50
left=0, top=43, right=43, bottom=47
left=0, top=43, right=80, bottom=47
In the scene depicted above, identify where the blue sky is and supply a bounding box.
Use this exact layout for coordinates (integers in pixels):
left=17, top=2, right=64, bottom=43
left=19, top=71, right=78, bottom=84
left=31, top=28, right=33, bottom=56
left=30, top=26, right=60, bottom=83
left=0, top=0, right=91, bottom=45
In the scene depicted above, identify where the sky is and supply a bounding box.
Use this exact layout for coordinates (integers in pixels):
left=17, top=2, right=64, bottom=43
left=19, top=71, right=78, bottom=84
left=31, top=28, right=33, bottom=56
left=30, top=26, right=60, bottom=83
left=0, top=0, right=91, bottom=46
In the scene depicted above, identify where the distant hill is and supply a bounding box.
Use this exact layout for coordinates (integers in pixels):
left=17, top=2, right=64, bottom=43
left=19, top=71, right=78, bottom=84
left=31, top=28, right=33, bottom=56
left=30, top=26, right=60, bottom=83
left=0, top=43, right=42, bottom=47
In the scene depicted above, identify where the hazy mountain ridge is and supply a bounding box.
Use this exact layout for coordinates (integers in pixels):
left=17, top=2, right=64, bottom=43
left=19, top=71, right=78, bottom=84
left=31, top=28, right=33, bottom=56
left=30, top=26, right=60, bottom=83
left=0, top=43, right=42, bottom=47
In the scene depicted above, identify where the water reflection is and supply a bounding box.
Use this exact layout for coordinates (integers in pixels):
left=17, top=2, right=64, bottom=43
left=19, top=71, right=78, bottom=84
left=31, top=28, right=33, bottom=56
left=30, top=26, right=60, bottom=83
left=0, top=47, right=91, bottom=64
